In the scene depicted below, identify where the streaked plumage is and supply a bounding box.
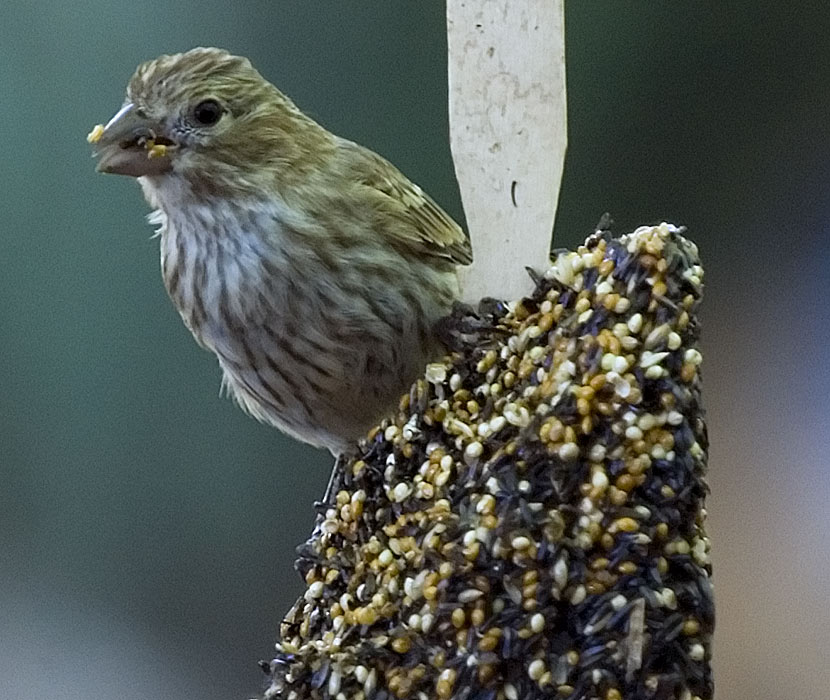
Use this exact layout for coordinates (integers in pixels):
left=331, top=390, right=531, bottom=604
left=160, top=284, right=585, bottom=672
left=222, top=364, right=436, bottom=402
left=91, top=47, right=471, bottom=453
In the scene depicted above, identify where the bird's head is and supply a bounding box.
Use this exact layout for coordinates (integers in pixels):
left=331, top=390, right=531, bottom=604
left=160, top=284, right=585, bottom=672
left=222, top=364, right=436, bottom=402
left=90, top=47, right=329, bottom=197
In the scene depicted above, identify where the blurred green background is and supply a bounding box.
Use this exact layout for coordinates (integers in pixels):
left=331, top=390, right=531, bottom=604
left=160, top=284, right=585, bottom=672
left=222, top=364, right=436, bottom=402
left=2, top=2, right=827, bottom=699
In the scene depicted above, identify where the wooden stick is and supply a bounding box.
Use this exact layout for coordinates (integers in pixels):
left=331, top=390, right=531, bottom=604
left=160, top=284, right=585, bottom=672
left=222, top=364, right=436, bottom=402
left=447, top=0, right=567, bottom=303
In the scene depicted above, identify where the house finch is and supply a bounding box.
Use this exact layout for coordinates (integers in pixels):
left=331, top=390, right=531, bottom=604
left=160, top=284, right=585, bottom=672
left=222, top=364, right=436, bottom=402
left=90, top=47, right=471, bottom=455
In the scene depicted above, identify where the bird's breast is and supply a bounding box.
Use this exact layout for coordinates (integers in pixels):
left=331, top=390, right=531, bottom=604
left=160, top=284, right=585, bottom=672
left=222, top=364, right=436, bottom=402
left=158, top=201, right=284, bottom=356
left=150, top=194, right=457, bottom=450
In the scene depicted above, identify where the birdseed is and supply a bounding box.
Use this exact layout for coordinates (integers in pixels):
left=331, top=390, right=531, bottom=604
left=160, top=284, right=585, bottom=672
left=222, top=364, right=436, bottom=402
left=262, top=222, right=712, bottom=700
left=86, top=124, right=105, bottom=144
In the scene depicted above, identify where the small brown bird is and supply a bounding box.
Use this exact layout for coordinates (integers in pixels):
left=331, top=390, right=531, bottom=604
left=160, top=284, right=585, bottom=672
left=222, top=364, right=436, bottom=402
left=90, top=47, right=471, bottom=455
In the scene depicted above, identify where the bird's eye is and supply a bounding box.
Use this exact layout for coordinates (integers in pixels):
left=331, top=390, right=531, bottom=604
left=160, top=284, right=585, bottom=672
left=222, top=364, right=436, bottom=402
left=192, top=99, right=223, bottom=126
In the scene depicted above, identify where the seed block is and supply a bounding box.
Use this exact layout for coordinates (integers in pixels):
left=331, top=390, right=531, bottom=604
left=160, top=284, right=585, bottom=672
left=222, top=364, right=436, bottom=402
left=263, top=222, right=712, bottom=700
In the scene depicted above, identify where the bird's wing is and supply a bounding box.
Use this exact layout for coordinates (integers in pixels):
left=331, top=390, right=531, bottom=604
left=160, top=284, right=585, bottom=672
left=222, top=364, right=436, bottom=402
left=339, top=140, right=473, bottom=266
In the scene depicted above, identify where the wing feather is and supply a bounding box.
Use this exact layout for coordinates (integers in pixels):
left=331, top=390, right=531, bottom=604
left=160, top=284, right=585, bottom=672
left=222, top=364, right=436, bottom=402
left=337, top=139, right=472, bottom=266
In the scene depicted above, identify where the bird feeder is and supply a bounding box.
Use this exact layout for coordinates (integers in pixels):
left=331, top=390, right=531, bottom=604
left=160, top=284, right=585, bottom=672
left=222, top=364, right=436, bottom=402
left=261, top=3, right=712, bottom=700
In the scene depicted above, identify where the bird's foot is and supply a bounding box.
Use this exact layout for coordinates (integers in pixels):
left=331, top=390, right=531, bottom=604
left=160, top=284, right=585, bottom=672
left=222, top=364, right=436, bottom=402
left=314, top=452, right=351, bottom=510
left=435, top=299, right=507, bottom=352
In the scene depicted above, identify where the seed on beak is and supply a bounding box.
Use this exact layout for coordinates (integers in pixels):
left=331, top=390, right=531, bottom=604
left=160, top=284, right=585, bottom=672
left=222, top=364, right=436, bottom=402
left=147, top=141, right=168, bottom=159
left=87, top=124, right=105, bottom=144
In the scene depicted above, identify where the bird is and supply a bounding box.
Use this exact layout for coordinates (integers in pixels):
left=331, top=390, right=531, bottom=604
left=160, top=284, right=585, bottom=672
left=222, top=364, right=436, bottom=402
left=89, top=47, right=471, bottom=456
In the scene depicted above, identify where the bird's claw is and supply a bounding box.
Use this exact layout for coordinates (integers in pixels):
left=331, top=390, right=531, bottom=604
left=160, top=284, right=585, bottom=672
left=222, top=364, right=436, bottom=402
left=435, top=299, right=506, bottom=351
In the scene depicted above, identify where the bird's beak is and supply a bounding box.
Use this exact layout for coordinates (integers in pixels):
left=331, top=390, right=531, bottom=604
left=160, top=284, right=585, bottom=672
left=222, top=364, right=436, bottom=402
left=89, top=103, right=176, bottom=177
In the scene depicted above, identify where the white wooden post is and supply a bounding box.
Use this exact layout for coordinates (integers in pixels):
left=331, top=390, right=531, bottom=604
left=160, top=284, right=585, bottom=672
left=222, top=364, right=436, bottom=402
left=447, top=0, right=567, bottom=303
